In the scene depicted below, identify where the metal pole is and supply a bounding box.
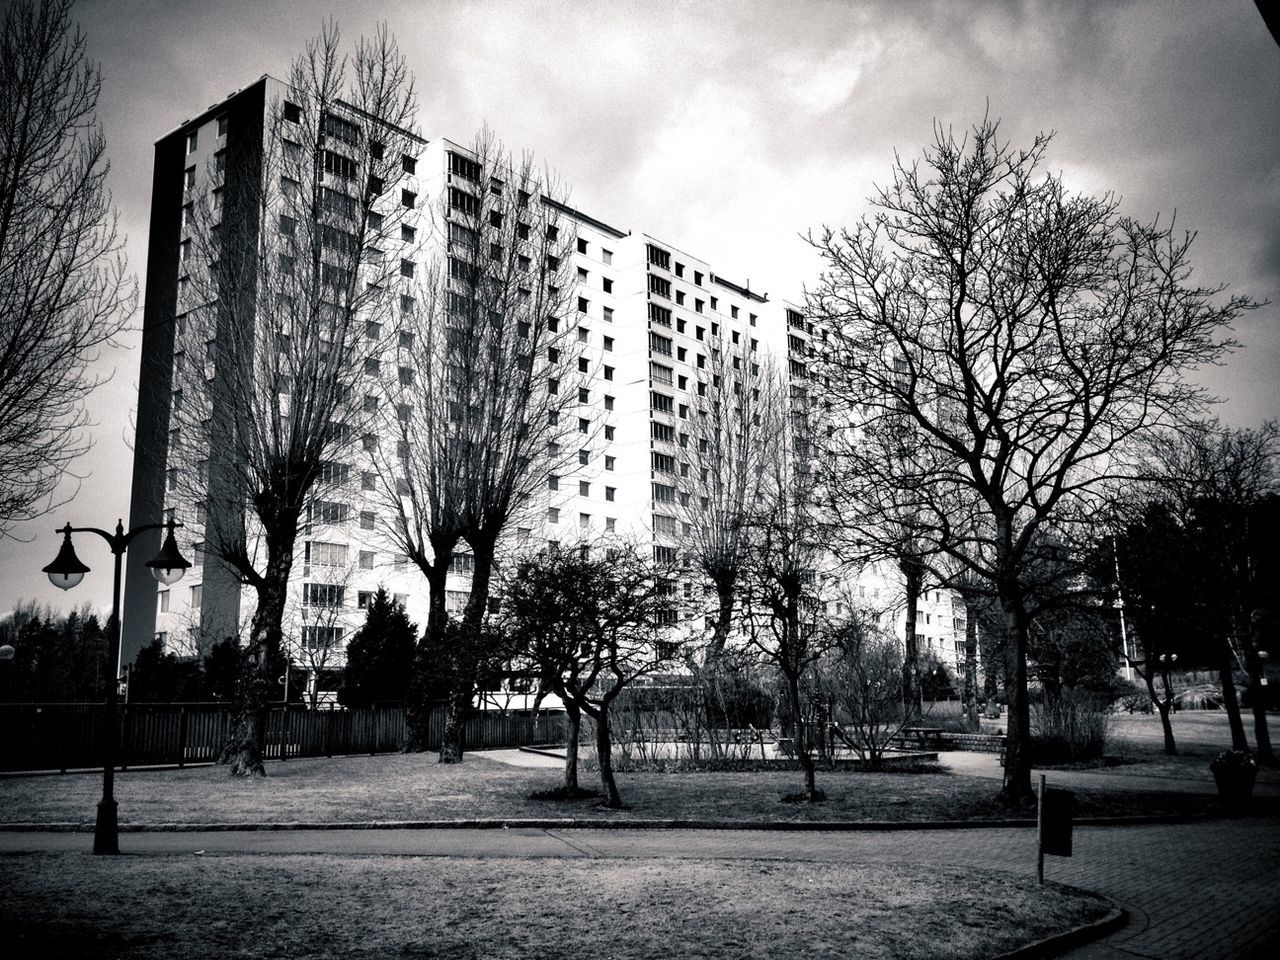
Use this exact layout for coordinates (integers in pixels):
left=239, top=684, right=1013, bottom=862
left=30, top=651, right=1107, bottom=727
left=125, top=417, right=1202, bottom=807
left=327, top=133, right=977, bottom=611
left=94, top=530, right=125, bottom=855
left=1036, top=773, right=1046, bottom=884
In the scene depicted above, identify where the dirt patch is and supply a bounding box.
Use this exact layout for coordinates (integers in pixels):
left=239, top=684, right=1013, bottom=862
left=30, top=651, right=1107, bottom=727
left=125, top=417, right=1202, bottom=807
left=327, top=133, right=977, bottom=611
left=0, top=853, right=1112, bottom=960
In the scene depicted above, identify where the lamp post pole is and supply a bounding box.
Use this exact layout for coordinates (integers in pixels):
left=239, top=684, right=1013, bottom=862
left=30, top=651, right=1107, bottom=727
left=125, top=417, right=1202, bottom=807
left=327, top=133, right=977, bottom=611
left=43, top=518, right=190, bottom=854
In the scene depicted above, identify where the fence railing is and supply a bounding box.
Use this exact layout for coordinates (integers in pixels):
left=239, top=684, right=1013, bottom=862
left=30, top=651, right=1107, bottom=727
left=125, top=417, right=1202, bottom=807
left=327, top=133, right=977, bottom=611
left=0, top=702, right=567, bottom=772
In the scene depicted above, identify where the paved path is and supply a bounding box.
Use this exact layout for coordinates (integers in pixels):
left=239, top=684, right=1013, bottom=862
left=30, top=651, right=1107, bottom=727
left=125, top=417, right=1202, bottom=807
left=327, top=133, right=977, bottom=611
left=5, top=816, right=1277, bottom=958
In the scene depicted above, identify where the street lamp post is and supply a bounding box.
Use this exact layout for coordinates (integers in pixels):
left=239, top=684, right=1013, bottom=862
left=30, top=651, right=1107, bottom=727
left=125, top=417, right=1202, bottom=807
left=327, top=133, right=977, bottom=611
left=42, top=518, right=191, bottom=854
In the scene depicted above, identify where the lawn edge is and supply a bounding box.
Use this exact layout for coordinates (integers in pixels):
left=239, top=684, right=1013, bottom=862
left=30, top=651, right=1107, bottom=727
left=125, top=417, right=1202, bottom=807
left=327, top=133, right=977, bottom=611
left=0, top=812, right=1225, bottom=832
left=989, top=899, right=1128, bottom=960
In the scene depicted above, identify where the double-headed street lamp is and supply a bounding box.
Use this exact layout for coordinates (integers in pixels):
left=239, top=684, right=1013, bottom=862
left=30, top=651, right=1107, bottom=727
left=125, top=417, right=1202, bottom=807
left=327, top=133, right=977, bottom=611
left=43, top=518, right=191, bottom=854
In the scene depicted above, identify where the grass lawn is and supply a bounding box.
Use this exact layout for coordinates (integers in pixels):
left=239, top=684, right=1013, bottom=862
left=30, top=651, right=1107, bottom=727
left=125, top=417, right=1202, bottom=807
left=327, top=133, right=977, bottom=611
left=0, top=751, right=1228, bottom=827
left=0, top=852, right=1112, bottom=960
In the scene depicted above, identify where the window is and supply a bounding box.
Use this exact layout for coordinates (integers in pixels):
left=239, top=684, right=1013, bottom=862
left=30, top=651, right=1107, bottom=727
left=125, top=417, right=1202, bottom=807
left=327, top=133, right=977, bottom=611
left=579, top=512, right=591, bottom=529
left=651, top=391, right=674, bottom=414
left=323, top=149, right=358, bottom=181
left=653, top=482, right=676, bottom=502
left=647, top=244, right=671, bottom=270
left=579, top=417, right=590, bottom=434
left=648, top=274, right=671, bottom=298
left=579, top=449, right=590, bottom=465
left=649, top=303, right=671, bottom=327
left=283, top=100, right=301, bottom=123
left=186, top=130, right=198, bottom=154
left=603, top=277, right=613, bottom=294
left=605, top=455, right=615, bottom=470
left=401, top=224, right=416, bottom=243
left=603, top=336, right=614, bottom=351
left=402, top=155, right=416, bottom=174
left=605, top=517, right=616, bottom=532
left=310, top=500, right=349, bottom=524
left=577, top=238, right=588, bottom=254
left=399, top=366, right=415, bottom=386
left=158, top=590, right=170, bottom=614
left=401, top=189, right=416, bottom=209
left=675, top=262, right=685, bottom=278
left=579, top=480, right=590, bottom=496
left=651, top=422, right=675, bottom=442
left=604, top=394, right=614, bottom=411
left=603, top=306, right=614, bottom=323
left=578, top=267, right=589, bottom=282
left=578, top=326, right=589, bottom=343
left=649, top=332, right=673, bottom=356
left=363, top=434, right=378, bottom=452
left=364, top=357, right=380, bottom=375
left=652, top=452, right=676, bottom=473
left=362, top=471, right=376, bottom=491
left=578, top=296, right=589, bottom=313
left=548, top=506, right=560, bottom=524
left=650, top=362, right=673, bottom=384
left=578, top=387, right=589, bottom=403
left=548, top=475, right=560, bottom=491
left=184, top=166, right=196, bottom=191
left=304, top=583, right=345, bottom=608
left=604, top=425, right=615, bottom=440
left=190, top=584, right=203, bottom=608
left=400, top=258, right=415, bottom=278
left=360, top=510, right=376, bottom=530
left=694, top=271, right=703, bottom=286
left=358, top=591, right=375, bottom=609
left=602, top=249, right=613, bottom=265
left=449, top=151, right=481, bottom=181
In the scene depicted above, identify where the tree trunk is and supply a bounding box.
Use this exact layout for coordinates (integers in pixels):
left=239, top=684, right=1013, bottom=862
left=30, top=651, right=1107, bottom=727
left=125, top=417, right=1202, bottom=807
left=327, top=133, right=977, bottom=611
left=595, top=705, right=621, bottom=808
left=1218, top=651, right=1249, bottom=751
left=220, top=566, right=289, bottom=777
left=1242, top=634, right=1274, bottom=765
left=785, top=664, right=818, bottom=801
left=439, top=683, right=470, bottom=763
left=1142, top=665, right=1177, bottom=755
left=963, top=599, right=979, bottom=732
left=563, top=700, right=581, bottom=792
left=900, top=557, right=923, bottom=724
left=981, top=609, right=1002, bottom=719
left=705, top=574, right=736, bottom=664
left=997, top=587, right=1034, bottom=805
left=404, top=555, right=451, bottom=752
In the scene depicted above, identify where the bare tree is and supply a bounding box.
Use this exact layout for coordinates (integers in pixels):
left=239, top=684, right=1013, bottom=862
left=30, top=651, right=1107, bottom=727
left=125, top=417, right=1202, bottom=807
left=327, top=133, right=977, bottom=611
left=0, top=0, right=135, bottom=536
left=676, top=333, right=780, bottom=660
left=821, top=611, right=912, bottom=768
left=1122, top=422, right=1279, bottom=763
left=742, top=363, right=831, bottom=802
left=169, top=23, right=420, bottom=775
left=376, top=130, right=580, bottom=760
left=501, top=539, right=678, bottom=806
left=808, top=117, right=1251, bottom=802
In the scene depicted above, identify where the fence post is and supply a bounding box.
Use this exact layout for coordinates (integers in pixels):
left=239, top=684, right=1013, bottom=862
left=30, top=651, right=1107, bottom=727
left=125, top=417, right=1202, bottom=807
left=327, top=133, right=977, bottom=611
left=325, top=701, right=334, bottom=758
left=177, top=706, right=188, bottom=768
left=371, top=705, right=378, bottom=756
left=281, top=703, right=290, bottom=762
left=119, top=703, right=129, bottom=771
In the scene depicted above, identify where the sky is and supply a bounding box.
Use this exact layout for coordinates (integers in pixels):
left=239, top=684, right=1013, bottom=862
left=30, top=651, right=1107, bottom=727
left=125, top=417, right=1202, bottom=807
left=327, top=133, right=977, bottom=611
left=2, top=0, right=1278, bottom=619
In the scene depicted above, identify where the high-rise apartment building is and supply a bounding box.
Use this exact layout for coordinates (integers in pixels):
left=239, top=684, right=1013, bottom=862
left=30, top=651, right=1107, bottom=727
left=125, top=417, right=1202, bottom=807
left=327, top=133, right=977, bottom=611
left=122, top=76, right=967, bottom=696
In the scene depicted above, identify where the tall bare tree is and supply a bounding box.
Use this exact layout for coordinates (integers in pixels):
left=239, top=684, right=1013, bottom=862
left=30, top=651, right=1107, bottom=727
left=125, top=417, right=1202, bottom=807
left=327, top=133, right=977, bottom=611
left=0, top=0, right=135, bottom=536
left=742, top=362, right=831, bottom=801
left=169, top=23, right=420, bottom=775
left=375, top=130, right=580, bottom=759
left=677, top=334, right=782, bottom=660
left=808, top=117, right=1251, bottom=802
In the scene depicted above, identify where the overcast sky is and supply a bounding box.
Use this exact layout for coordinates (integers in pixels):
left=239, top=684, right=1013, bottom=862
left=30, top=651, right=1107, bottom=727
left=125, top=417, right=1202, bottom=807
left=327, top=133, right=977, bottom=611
left=2, top=0, right=1277, bottom=619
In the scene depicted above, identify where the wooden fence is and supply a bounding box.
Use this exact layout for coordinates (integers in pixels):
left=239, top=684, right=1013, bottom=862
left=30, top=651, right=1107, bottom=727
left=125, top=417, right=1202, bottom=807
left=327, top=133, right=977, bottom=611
left=0, top=703, right=567, bottom=772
